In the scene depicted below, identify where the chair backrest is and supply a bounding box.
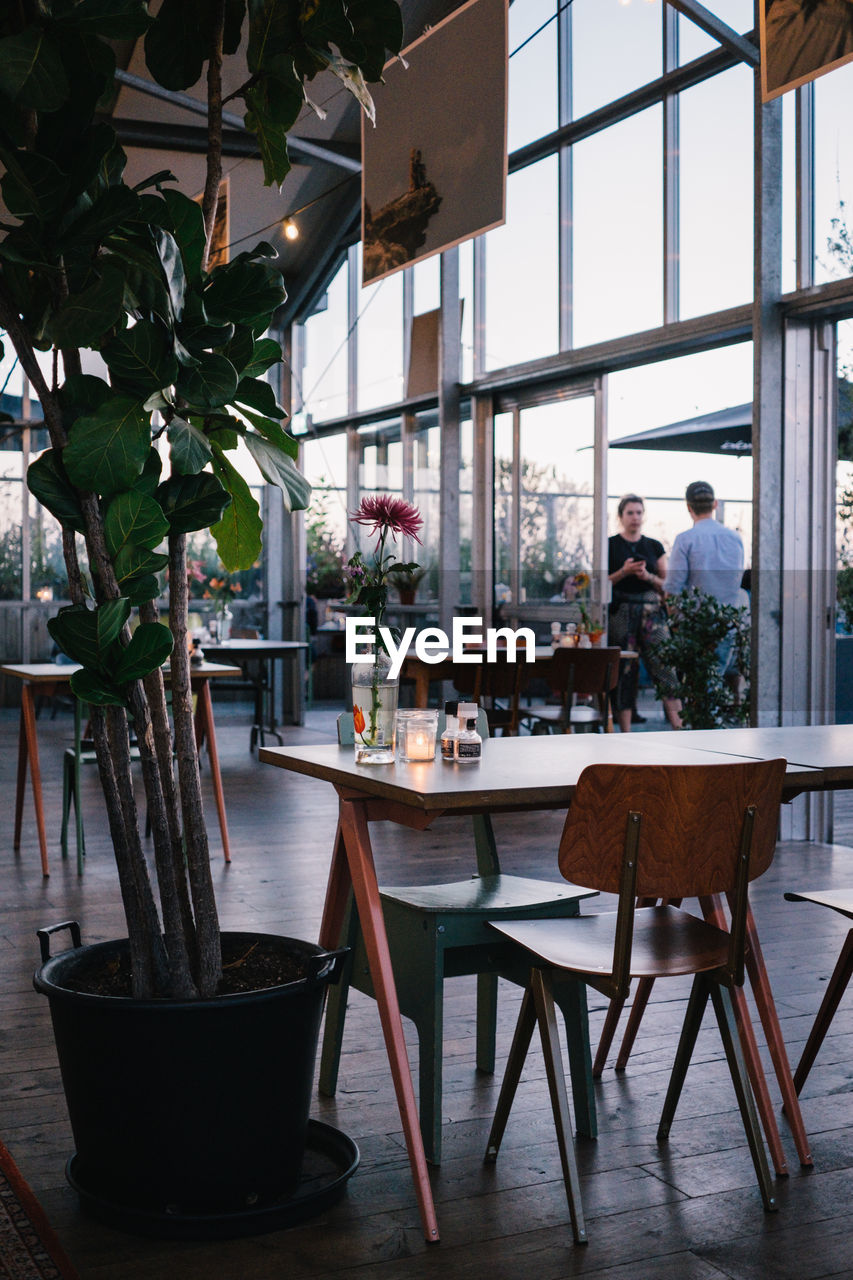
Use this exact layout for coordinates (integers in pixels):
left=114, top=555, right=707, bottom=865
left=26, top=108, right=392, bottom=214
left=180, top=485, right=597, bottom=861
left=231, top=627, right=261, bottom=640
left=558, top=760, right=786, bottom=901
left=545, top=646, right=621, bottom=698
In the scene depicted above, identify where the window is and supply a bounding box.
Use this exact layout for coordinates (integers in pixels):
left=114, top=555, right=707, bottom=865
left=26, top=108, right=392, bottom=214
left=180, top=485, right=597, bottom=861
left=572, top=0, right=661, bottom=120
left=572, top=106, right=663, bottom=346
left=484, top=157, right=559, bottom=370
left=356, top=247, right=404, bottom=410
left=508, top=0, right=557, bottom=153
left=814, top=62, right=853, bottom=285
left=679, top=66, right=754, bottom=319
left=300, top=259, right=349, bottom=423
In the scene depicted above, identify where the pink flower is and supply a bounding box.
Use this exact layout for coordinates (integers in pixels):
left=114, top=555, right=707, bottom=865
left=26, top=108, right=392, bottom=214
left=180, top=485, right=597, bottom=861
left=350, top=495, right=423, bottom=544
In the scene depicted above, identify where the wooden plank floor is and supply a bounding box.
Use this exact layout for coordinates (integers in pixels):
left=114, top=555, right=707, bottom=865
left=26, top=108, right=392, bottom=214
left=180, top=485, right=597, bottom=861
left=1, top=703, right=852, bottom=1279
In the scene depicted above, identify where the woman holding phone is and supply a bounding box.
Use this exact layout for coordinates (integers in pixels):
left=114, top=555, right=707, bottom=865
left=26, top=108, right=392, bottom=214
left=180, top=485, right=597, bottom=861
left=608, top=494, right=682, bottom=732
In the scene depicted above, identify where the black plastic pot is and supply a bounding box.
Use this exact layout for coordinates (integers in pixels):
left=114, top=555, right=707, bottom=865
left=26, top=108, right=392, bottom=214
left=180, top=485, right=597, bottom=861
left=34, top=923, right=351, bottom=1237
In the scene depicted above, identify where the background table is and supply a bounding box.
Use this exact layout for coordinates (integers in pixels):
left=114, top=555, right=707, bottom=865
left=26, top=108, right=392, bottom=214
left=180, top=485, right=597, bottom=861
left=203, top=639, right=308, bottom=742
left=260, top=731, right=820, bottom=1241
left=3, top=661, right=241, bottom=874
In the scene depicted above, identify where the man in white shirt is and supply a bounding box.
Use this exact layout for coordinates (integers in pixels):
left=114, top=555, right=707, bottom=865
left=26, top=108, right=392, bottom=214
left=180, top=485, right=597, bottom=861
left=667, top=480, right=746, bottom=674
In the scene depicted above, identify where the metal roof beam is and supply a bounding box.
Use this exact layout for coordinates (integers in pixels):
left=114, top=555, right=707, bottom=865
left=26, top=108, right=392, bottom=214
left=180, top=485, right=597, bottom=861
left=114, top=69, right=362, bottom=172
left=665, top=0, right=759, bottom=67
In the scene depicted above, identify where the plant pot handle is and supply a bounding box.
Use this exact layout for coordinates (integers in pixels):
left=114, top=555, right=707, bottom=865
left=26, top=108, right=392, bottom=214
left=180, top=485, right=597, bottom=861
left=37, top=920, right=82, bottom=965
left=308, top=947, right=349, bottom=985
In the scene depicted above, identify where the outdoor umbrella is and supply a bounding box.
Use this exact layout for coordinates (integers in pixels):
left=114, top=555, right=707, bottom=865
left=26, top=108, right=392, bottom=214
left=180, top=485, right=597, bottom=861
left=609, top=403, right=752, bottom=456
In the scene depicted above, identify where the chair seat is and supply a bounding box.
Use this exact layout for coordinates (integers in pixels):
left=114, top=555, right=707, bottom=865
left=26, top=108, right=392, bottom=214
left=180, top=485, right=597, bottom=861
left=381, top=874, right=596, bottom=914
left=490, top=905, right=732, bottom=980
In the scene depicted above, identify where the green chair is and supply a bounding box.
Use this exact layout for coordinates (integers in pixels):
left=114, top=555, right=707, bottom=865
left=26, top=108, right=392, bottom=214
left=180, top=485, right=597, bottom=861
left=319, top=710, right=599, bottom=1163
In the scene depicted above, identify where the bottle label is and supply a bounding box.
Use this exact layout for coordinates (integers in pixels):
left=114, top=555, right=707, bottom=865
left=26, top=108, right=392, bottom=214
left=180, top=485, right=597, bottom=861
left=441, top=740, right=455, bottom=761
left=456, top=741, right=481, bottom=759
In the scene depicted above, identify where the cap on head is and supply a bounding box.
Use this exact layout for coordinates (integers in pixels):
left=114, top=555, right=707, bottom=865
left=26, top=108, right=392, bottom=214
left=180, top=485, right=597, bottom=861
left=685, top=480, right=714, bottom=505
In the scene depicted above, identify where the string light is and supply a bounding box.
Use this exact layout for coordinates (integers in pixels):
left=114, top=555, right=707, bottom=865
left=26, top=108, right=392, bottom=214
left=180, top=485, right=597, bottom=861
left=283, top=217, right=299, bottom=241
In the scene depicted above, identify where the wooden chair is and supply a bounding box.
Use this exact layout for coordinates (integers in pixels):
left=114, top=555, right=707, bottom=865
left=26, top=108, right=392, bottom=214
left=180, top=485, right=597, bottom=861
left=519, top=645, right=620, bottom=735
left=211, top=627, right=282, bottom=751
left=483, top=759, right=786, bottom=1244
left=783, top=889, right=853, bottom=1094
left=319, top=710, right=599, bottom=1164
left=470, top=651, right=525, bottom=736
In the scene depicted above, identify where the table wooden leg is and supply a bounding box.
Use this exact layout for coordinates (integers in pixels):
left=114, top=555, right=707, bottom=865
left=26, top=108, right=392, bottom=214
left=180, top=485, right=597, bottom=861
left=742, top=903, right=813, bottom=1166
left=336, top=796, right=440, bottom=1244
left=14, top=701, right=27, bottom=853
left=318, top=818, right=352, bottom=952
left=195, top=680, right=231, bottom=863
left=19, top=685, right=50, bottom=876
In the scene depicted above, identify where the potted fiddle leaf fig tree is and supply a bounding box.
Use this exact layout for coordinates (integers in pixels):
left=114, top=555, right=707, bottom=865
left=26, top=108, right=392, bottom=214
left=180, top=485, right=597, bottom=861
left=0, top=0, right=402, bottom=1234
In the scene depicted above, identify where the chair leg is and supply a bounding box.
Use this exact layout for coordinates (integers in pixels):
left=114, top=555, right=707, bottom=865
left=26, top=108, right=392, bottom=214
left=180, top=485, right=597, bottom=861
left=414, top=974, right=446, bottom=1165
left=709, top=982, right=777, bottom=1212
left=592, top=995, right=626, bottom=1077
left=318, top=896, right=359, bottom=1098
left=485, top=985, right=537, bottom=1163
left=475, top=972, right=499, bottom=1074
left=60, top=753, right=73, bottom=861
left=793, top=929, right=853, bottom=1095
left=552, top=976, right=597, bottom=1139
left=530, top=969, right=587, bottom=1245
left=615, top=977, right=655, bottom=1071
left=658, top=973, right=710, bottom=1140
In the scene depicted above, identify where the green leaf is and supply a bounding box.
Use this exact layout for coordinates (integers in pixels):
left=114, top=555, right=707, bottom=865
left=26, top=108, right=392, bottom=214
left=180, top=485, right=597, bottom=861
left=177, top=352, right=239, bottom=410
left=59, top=374, right=112, bottom=420
left=105, top=490, right=170, bottom=557
left=0, top=27, right=69, bottom=111
left=210, top=447, right=263, bottom=570
left=70, top=668, right=126, bottom=708
left=48, top=598, right=131, bottom=670
left=114, top=545, right=169, bottom=584
left=156, top=471, right=231, bottom=533
left=222, top=326, right=255, bottom=376
left=102, top=321, right=178, bottom=396
left=244, top=434, right=311, bottom=511
left=242, top=336, right=282, bottom=379
left=244, top=86, right=293, bottom=188
left=46, top=264, right=126, bottom=349
left=64, top=397, right=152, bottom=496
left=63, top=0, right=152, bottom=39
left=124, top=574, right=161, bottom=605
left=346, top=0, right=405, bottom=81
left=168, top=416, right=213, bottom=475
left=144, top=0, right=205, bottom=90
left=0, top=148, right=67, bottom=221
left=203, top=256, right=286, bottom=326
left=152, top=226, right=186, bottom=320
left=27, top=450, right=85, bottom=533
left=113, top=621, right=173, bottom=683
left=233, top=375, right=286, bottom=419
left=62, top=185, right=140, bottom=247
left=161, top=188, right=206, bottom=283
left=133, top=448, right=163, bottom=497
left=237, top=407, right=298, bottom=458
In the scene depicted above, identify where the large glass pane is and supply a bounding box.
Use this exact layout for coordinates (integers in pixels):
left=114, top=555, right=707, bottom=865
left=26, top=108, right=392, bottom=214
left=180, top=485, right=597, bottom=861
left=356, top=245, right=404, bottom=410
left=679, top=66, right=754, bottom=318
left=413, top=256, right=439, bottom=314
left=28, top=496, right=66, bottom=602
left=814, top=62, right=853, bottom=284
left=508, top=0, right=557, bottom=152
left=460, top=237, right=474, bottom=385
left=460, top=417, right=474, bottom=604
left=572, top=0, right=661, bottom=119
left=607, top=344, right=754, bottom=555
left=0, top=460, right=22, bottom=600
left=484, top=157, right=559, bottom=370
left=677, top=0, right=753, bottom=64
left=519, top=398, right=595, bottom=598
left=573, top=107, right=663, bottom=347
left=300, top=258, right=349, bottom=423
left=302, top=435, right=349, bottom=603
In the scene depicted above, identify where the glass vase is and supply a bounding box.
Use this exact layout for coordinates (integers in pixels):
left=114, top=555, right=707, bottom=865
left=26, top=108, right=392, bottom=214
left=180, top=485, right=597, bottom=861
left=217, top=603, right=233, bottom=643
left=351, top=648, right=399, bottom=764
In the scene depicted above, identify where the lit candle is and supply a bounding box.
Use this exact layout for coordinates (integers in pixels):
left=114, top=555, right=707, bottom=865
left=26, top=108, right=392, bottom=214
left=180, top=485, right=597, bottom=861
left=406, top=726, right=434, bottom=761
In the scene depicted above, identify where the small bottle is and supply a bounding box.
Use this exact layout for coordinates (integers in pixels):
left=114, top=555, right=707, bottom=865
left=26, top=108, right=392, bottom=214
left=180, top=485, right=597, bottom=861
left=550, top=621, right=561, bottom=647
left=455, top=718, right=482, bottom=763
left=441, top=701, right=459, bottom=762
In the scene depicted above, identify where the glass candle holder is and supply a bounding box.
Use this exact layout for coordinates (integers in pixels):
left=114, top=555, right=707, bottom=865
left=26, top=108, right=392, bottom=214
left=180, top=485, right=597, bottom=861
left=396, top=709, right=439, bottom=762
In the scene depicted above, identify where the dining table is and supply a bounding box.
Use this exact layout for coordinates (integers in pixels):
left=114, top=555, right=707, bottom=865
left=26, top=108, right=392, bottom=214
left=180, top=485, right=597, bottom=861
left=202, top=638, right=309, bottom=745
left=4, top=660, right=242, bottom=875
left=260, top=727, right=833, bottom=1242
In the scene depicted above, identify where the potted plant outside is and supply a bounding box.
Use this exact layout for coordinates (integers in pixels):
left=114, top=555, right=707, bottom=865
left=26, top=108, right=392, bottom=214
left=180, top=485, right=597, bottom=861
left=0, top=0, right=402, bottom=1234
left=653, top=588, right=751, bottom=729
left=387, top=563, right=427, bottom=604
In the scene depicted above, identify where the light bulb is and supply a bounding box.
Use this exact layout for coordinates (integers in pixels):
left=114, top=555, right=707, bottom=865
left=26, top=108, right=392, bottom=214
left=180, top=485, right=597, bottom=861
left=283, top=218, right=299, bottom=241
